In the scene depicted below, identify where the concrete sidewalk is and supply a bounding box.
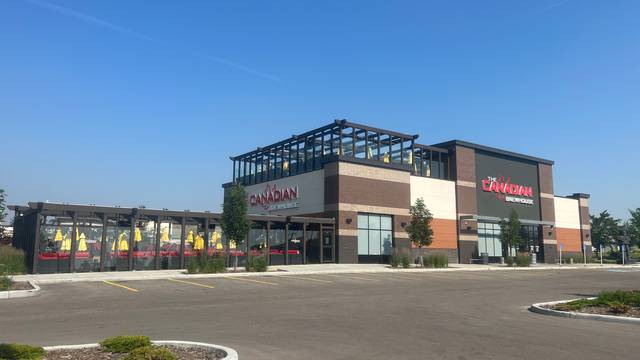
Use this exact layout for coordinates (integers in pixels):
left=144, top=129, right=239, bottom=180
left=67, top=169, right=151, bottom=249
left=12, top=262, right=640, bottom=284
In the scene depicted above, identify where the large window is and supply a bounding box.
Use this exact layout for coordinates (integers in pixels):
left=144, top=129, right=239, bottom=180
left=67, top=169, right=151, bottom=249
left=357, top=214, right=393, bottom=256
left=478, top=222, right=503, bottom=257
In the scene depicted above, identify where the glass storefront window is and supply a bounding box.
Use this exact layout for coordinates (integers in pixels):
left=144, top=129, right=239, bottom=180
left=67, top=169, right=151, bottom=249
left=357, top=214, right=393, bottom=256
left=38, top=217, right=71, bottom=273
left=74, top=218, right=102, bottom=272
left=183, top=222, right=202, bottom=267
left=269, top=223, right=286, bottom=265
left=287, top=223, right=304, bottom=264
left=134, top=219, right=156, bottom=270
left=249, top=223, right=267, bottom=257
left=478, top=222, right=504, bottom=257
left=104, top=217, right=131, bottom=271
left=159, top=220, right=181, bottom=269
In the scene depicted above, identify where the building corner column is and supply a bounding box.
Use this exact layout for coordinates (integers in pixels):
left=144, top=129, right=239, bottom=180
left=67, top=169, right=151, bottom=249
left=538, top=163, right=558, bottom=264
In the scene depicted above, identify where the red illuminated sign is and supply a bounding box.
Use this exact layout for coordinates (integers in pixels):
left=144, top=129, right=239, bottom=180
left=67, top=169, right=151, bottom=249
left=249, top=184, right=299, bottom=210
left=481, top=176, right=534, bottom=205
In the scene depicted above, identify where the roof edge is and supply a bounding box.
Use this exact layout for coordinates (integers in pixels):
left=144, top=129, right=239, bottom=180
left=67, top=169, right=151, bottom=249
left=431, top=140, right=554, bottom=165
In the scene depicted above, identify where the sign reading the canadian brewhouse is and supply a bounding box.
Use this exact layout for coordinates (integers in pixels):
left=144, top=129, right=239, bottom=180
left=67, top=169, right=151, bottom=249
left=249, top=184, right=300, bottom=211
left=481, top=176, right=534, bottom=205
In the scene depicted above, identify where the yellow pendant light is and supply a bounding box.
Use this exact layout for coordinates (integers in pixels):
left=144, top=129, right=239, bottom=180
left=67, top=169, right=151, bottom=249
left=112, top=232, right=129, bottom=251
left=54, top=228, right=63, bottom=242
left=383, top=152, right=390, bottom=163
left=161, top=228, right=169, bottom=243
left=77, top=232, right=88, bottom=252
left=60, top=235, right=71, bottom=252
left=194, top=234, right=205, bottom=250
left=134, top=227, right=142, bottom=242
left=187, top=230, right=194, bottom=243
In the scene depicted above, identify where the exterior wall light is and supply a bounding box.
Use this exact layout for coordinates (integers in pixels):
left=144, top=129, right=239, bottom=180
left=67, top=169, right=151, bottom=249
left=345, top=218, right=352, bottom=224
left=401, top=222, right=407, bottom=228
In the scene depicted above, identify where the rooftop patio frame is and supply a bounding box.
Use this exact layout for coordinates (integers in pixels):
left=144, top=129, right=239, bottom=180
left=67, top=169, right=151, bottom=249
left=230, top=119, right=451, bottom=185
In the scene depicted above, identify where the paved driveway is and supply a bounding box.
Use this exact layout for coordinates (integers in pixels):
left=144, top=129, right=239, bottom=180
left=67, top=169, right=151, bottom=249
left=1, top=269, right=639, bottom=359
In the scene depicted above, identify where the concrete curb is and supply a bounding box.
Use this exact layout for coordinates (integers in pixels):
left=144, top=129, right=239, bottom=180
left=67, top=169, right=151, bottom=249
left=0, top=281, right=40, bottom=300
left=13, top=264, right=640, bottom=285
left=43, top=340, right=239, bottom=360
left=529, top=298, right=640, bottom=325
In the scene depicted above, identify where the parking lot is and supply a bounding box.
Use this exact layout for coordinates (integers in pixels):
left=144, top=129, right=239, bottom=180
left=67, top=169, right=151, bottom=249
left=1, top=269, right=639, bottom=359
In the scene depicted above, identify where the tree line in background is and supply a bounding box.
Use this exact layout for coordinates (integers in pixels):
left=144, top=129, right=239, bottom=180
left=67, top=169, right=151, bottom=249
left=590, top=209, right=640, bottom=252
left=0, top=189, right=10, bottom=245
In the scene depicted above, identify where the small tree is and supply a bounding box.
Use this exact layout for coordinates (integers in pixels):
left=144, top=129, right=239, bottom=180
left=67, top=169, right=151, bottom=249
left=220, top=184, right=251, bottom=271
left=499, top=210, right=524, bottom=258
left=590, top=211, right=620, bottom=253
left=627, top=208, right=640, bottom=247
left=405, top=198, right=433, bottom=267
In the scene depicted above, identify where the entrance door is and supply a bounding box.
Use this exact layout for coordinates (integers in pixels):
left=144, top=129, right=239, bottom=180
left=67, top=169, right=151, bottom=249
left=321, top=227, right=334, bottom=263
left=305, top=225, right=321, bottom=264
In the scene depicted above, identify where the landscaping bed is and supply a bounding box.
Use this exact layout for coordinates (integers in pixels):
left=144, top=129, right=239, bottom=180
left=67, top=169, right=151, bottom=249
left=44, top=345, right=226, bottom=360
left=548, top=290, right=640, bottom=318
left=0, top=280, right=33, bottom=292
left=0, top=336, right=232, bottom=360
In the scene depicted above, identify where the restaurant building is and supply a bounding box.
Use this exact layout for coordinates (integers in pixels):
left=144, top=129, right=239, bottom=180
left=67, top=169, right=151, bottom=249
left=10, top=119, right=591, bottom=273
left=227, top=119, right=591, bottom=264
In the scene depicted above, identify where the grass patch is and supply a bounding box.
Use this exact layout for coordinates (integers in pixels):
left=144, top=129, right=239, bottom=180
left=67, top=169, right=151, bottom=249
left=124, top=346, right=177, bottom=360
left=0, top=246, right=27, bottom=275
left=0, top=343, right=45, bottom=360
left=100, top=336, right=151, bottom=353
left=555, top=290, right=640, bottom=313
left=246, top=255, right=268, bottom=272
left=0, top=275, right=13, bottom=291
left=423, top=253, right=448, bottom=268
left=186, top=253, right=226, bottom=274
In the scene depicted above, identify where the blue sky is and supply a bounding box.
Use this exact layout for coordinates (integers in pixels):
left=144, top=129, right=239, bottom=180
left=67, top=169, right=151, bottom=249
left=1, top=0, right=638, bottom=220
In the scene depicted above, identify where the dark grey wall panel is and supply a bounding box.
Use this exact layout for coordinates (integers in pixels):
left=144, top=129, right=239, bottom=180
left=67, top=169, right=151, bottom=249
left=475, top=151, right=541, bottom=221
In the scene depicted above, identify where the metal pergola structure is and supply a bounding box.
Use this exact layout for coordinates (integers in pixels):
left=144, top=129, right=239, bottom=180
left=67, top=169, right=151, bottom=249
left=230, top=119, right=451, bottom=185
left=10, top=202, right=335, bottom=274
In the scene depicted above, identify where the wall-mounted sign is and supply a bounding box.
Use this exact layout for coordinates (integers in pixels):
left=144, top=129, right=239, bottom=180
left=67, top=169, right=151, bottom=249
left=249, top=184, right=300, bottom=211
left=481, top=175, right=534, bottom=205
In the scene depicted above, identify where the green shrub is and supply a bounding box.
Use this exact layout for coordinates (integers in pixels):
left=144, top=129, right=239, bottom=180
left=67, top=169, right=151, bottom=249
left=423, top=253, right=448, bottom=268
left=514, top=253, right=531, bottom=267
left=390, top=253, right=400, bottom=268
left=0, top=343, right=45, bottom=360
left=400, top=252, right=411, bottom=268
left=187, top=254, right=226, bottom=274
left=0, top=275, right=13, bottom=291
left=124, top=346, right=177, bottom=360
left=608, top=301, right=630, bottom=314
left=505, top=256, right=515, bottom=267
left=100, top=336, right=151, bottom=353
left=246, top=255, right=268, bottom=272
left=0, top=246, right=27, bottom=275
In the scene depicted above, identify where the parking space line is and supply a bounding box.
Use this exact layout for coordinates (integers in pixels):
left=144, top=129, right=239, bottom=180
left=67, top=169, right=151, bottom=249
left=168, top=278, right=215, bottom=289
left=324, top=274, right=378, bottom=281
left=380, top=274, right=423, bottom=280
left=283, top=276, right=333, bottom=284
left=103, top=280, right=139, bottom=292
left=225, top=277, right=279, bottom=286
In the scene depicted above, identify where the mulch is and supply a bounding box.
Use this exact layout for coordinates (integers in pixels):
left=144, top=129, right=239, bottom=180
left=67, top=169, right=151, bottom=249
left=5, top=281, right=34, bottom=291
left=44, top=345, right=227, bottom=359
left=550, top=304, right=640, bottom=318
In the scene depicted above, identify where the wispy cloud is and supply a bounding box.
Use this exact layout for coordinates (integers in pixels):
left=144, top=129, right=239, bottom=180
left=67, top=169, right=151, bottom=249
left=25, top=0, right=281, bottom=82
left=537, top=0, right=571, bottom=15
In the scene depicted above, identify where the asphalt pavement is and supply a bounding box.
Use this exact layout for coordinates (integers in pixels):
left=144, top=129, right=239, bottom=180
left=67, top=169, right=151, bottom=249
left=1, top=268, right=639, bottom=359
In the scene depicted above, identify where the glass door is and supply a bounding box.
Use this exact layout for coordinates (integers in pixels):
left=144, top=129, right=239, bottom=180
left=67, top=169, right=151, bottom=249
left=321, top=227, right=334, bottom=263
